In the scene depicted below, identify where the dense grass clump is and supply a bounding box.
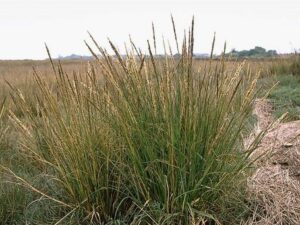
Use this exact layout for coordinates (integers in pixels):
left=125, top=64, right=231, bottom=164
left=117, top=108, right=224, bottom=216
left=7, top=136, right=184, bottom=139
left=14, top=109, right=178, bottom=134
left=3, top=19, right=261, bottom=224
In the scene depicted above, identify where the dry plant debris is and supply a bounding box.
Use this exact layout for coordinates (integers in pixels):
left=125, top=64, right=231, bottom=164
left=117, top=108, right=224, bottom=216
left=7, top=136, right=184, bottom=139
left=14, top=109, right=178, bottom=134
left=246, top=99, right=300, bottom=225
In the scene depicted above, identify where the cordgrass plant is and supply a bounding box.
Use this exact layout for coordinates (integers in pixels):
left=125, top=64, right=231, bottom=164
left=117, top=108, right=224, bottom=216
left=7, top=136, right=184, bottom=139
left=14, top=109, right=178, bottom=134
left=0, top=99, right=7, bottom=148
left=6, top=18, right=261, bottom=224
left=7, top=60, right=130, bottom=223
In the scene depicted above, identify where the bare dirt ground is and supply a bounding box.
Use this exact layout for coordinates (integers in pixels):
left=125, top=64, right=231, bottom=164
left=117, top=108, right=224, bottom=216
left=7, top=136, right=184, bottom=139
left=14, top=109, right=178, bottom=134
left=246, top=99, right=300, bottom=225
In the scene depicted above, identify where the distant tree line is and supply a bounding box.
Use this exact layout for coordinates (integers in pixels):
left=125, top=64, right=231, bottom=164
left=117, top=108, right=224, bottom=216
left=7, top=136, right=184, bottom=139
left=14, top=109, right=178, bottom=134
left=57, top=46, right=279, bottom=60
left=228, top=46, right=277, bottom=58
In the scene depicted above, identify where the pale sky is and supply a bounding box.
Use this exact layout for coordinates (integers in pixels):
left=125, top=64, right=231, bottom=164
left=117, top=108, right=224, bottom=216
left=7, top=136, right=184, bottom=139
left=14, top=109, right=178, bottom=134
left=0, top=0, right=299, bottom=59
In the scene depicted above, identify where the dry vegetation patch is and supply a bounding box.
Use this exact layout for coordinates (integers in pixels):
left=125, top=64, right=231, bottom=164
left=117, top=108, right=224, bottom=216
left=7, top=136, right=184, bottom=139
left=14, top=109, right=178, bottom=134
left=247, top=99, right=300, bottom=225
